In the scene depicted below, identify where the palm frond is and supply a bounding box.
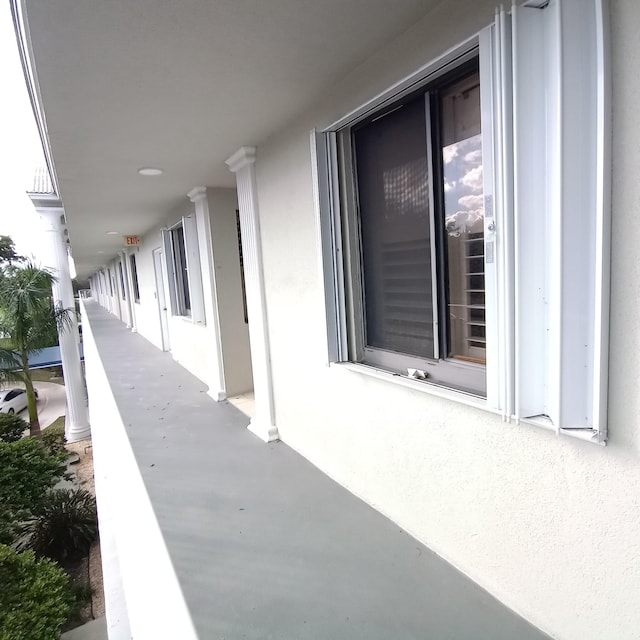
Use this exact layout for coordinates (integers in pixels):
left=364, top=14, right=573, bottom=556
left=0, top=261, right=67, bottom=355
left=0, top=347, right=23, bottom=384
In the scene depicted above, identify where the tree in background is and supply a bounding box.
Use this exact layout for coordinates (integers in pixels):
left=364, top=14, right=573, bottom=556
left=0, top=262, right=74, bottom=436
left=0, top=235, right=24, bottom=265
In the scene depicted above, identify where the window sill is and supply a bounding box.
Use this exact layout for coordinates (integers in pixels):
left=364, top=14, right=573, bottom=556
left=173, top=314, right=206, bottom=327
left=519, top=415, right=606, bottom=446
left=334, top=361, right=495, bottom=413
left=333, top=364, right=606, bottom=445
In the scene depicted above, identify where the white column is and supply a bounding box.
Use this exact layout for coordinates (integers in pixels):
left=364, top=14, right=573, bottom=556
left=119, top=251, right=134, bottom=328
left=38, top=208, right=90, bottom=442
left=225, top=147, right=278, bottom=442
left=187, top=187, right=226, bottom=401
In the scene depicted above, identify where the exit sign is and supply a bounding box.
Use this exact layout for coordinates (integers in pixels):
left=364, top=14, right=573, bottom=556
left=125, top=235, right=140, bottom=246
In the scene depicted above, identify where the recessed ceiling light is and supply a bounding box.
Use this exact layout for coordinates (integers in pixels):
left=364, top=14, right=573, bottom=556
left=106, top=231, right=119, bottom=235
left=138, top=167, right=163, bottom=176
left=97, top=251, right=105, bottom=254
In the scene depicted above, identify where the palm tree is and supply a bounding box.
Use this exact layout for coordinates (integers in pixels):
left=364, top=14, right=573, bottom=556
left=0, top=262, right=74, bottom=436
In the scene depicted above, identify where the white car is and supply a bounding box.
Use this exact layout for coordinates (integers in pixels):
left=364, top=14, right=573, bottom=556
left=0, top=388, right=38, bottom=415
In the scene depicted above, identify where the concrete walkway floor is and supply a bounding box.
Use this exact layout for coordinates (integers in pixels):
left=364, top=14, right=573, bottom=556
left=85, top=301, right=552, bottom=640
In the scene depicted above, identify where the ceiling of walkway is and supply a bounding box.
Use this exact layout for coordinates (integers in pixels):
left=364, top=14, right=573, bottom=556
left=21, top=0, right=440, bottom=279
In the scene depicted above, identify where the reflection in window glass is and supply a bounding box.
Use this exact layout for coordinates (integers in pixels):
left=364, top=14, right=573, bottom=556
left=441, top=73, right=485, bottom=363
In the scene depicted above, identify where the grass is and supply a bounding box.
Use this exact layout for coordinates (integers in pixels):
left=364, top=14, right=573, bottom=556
left=46, top=416, right=65, bottom=433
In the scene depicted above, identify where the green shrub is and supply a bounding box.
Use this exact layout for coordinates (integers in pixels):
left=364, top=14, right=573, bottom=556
left=40, top=419, right=66, bottom=457
left=20, top=488, right=98, bottom=563
left=0, top=413, right=28, bottom=443
left=0, top=544, right=72, bottom=640
left=0, top=438, right=67, bottom=545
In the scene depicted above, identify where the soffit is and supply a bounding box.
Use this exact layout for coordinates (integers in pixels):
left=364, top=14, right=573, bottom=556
left=23, top=0, right=440, bottom=278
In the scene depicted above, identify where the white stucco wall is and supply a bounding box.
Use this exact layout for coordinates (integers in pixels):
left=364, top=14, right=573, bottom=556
left=102, top=265, right=120, bottom=319
left=165, top=315, right=210, bottom=384
left=161, top=204, right=217, bottom=388
left=251, top=2, right=640, bottom=640
left=125, top=241, right=164, bottom=351
left=89, top=196, right=252, bottom=399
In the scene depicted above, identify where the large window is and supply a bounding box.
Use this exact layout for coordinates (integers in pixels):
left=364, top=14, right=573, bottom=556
left=314, top=0, right=610, bottom=442
left=344, top=63, right=484, bottom=395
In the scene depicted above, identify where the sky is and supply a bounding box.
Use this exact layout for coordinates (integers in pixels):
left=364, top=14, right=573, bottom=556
left=0, top=2, right=47, bottom=261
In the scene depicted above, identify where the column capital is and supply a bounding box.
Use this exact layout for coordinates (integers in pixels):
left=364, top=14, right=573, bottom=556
left=37, top=207, right=66, bottom=231
left=225, top=147, right=257, bottom=173
left=187, top=186, right=207, bottom=203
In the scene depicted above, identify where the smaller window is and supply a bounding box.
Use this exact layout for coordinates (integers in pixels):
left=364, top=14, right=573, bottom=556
left=162, top=216, right=205, bottom=324
left=108, top=270, right=114, bottom=296
left=171, top=224, right=191, bottom=316
left=118, top=262, right=126, bottom=300
left=130, top=254, right=141, bottom=303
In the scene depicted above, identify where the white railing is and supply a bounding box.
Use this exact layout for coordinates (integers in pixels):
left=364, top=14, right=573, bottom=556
left=80, top=300, right=198, bottom=640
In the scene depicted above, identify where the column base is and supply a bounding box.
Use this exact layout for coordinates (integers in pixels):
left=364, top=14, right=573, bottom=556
left=247, top=417, right=279, bottom=443
left=66, top=422, right=91, bottom=443
left=207, top=388, right=226, bottom=402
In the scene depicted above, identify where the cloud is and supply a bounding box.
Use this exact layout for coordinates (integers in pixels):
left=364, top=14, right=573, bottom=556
left=442, top=143, right=459, bottom=165
left=444, top=180, right=455, bottom=192
left=461, top=166, right=483, bottom=193
left=464, top=149, right=482, bottom=164
left=458, top=194, right=484, bottom=211
left=446, top=209, right=484, bottom=235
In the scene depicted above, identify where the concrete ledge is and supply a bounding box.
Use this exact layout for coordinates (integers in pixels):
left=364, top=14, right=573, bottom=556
left=81, top=300, right=197, bottom=640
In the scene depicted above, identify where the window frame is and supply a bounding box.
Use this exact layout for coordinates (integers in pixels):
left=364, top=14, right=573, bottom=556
left=312, top=2, right=611, bottom=443
left=336, top=60, right=488, bottom=397
left=162, top=215, right=206, bottom=324
left=170, top=223, right=191, bottom=317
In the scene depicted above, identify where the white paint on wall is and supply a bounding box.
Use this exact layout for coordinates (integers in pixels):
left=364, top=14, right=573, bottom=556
left=166, top=315, right=211, bottom=386
left=119, top=207, right=247, bottom=397
left=78, top=4, right=640, bottom=638
left=249, top=2, right=640, bottom=639
left=129, top=242, right=164, bottom=351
